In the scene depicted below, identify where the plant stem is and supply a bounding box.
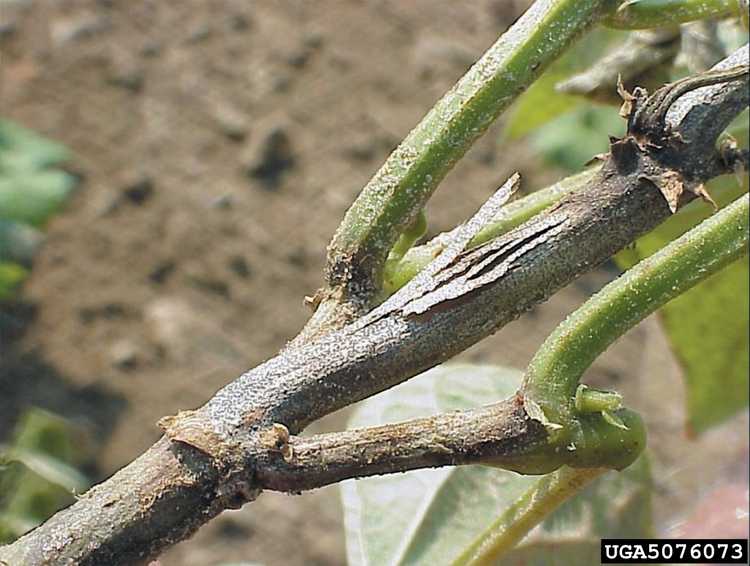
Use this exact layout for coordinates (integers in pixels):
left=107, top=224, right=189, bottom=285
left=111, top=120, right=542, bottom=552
left=326, top=0, right=612, bottom=303
left=523, top=193, right=750, bottom=429
left=453, top=466, right=607, bottom=566
left=2, top=36, right=745, bottom=566
left=382, top=168, right=599, bottom=295
left=605, top=0, right=742, bottom=29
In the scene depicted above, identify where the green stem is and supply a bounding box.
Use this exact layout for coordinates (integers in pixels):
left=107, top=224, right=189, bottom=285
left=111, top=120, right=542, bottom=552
left=387, top=211, right=427, bottom=262
left=605, top=0, right=742, bottom=29
left=453, top=466, right=607, bottom=566
left=382, top=168, right=599, bottom=295
left=327, top=0, right=614, bottom=300
left=575, top=385, right=623, bottom=413
left=523, top=193, right=750, bottom=430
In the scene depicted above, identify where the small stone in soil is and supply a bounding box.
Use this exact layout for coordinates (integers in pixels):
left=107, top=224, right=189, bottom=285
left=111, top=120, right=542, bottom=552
left=228, top=256, right=251, bottom=278
left=244, top=126, right=295, bottom=190
left=149, top=260, right=176, bottom=285
left=122, top=175, right=154, bottom=205
left=110, top=339, right=140, bottom=371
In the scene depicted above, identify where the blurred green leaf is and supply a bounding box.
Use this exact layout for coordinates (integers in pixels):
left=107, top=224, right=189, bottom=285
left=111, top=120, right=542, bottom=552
left=615, top=119, right=749, bottom=433
left=0, top=261, right=27, bottom=300
left=340, top=364, right=653, bottom=566
left=11, top=408, right=81, bottom=462
left=0, top=408, right=88, bottom=543
left=0, top=170, right=76, bottom=227
left=1, top=447, right=88, bottom=494
left=530, top=105, right=625, bottom=172
left=0, top=509, right=37, bottom=544
left=0, top=120, right=70, bottom=170
left=0, top=119, right=77, bottom=300
left=724, top=108, right=749, bottom=147
left=504, top=71, right=583, bottom=141
left=0, top=118, right=77, bottom=228
left=716, top=19, right=749, bottom=53
left=0, top=220, right=43, bottom=265
left=664, top=257, right=748, bottom=433
left=504, top=28, right=625, bottom=140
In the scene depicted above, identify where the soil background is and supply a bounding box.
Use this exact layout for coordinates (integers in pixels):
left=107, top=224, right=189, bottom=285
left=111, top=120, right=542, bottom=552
left=1, top=1, right=747, bottom=565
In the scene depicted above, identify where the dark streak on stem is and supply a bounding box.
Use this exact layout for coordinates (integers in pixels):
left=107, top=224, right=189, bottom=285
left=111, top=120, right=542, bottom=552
left=0, top=47, right=747, bottom=566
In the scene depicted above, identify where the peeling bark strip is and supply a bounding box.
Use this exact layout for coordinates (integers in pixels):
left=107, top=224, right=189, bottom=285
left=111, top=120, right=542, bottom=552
left=0, top=48, right=747, bottom=566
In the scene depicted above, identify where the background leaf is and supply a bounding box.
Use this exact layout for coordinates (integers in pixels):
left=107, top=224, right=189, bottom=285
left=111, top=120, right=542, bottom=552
left=340, top=364, right=653, bottom=566
left=0, top=119, right=70, bottom=170
left=0, top=261, right=28, bottom=300
left=340, top=365, right=534, bottom=566
left=663, top=258, right=748, bottom=434
left=529, top=105, right=624, bottom=172
left=0, top=170, right=77, bottom=227
left=0, top=220, right=43, bottom=265
left=0, top=119, right=77, bottom=301
left=503, top=28, right=625, bottom=140
left=0, top=408, right=89, bottom=543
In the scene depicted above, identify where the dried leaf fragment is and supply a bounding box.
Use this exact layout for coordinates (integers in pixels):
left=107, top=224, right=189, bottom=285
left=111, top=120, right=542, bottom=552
left=523, top=397, right=563, bottom=432
left=259, top=422, right=294, bottom=462
left=640, top=170, right=717, bottom=214
left=585, top=152, right=610, bottom=166
left=692, top=183, right=718, bottom=210
left=617, top=75, right=636, bottom=119
left=645, top=170, right=684, bottom=213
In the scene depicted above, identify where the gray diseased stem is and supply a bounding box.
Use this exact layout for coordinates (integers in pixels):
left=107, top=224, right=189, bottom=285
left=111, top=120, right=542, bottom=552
left=255, top=396, right=547, bottom=492
left=1, top=47, right=747, bottom=566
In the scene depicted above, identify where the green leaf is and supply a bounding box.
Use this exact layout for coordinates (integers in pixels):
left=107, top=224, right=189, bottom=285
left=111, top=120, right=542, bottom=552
left=341, top=365, right=532, bottom=566
left=0, top=170, right=76, bottom=227
left=504, top=28, right=625, bottom=140
left=1, top=409, right=87, bottom=492
left=0, top=510, right=37, bottom=544
left=0, top=220, right=43, bottom=265
left=0, top=409, right=88, bottom=543
left=615, top=165, right=749, bottom=433
left=664, top=257, right=748, bottom=433
left=504, top=71, right=583, bottom=140
left=0, top=447, right=87, bottom=494
left=340, top=364, right=653, bottom=566
left=0, top=120, right=76, bottom=299
left=716, top=19, right=749, bottom=54
left=0, top=261, right=27, bottom=300
left=0, top=119, right=70, bottom=170
left=530, top=105, right=625, bottom=172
